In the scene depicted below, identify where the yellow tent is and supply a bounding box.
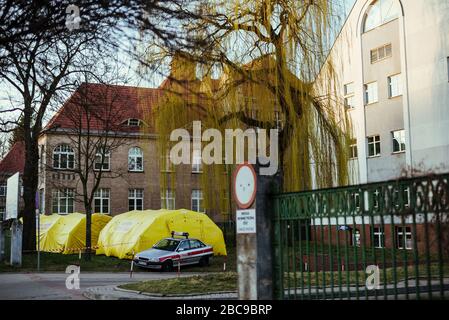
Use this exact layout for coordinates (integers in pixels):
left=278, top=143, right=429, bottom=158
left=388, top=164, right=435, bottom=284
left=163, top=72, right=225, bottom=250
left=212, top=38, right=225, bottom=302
left=96, top=209, right=227, bottom=259
left=38, top=213, right=112, bottom=254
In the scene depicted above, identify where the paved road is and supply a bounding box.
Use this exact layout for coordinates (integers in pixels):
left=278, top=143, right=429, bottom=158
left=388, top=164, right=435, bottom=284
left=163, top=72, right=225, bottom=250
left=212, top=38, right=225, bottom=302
left=0, top=272, right=200, bottom=300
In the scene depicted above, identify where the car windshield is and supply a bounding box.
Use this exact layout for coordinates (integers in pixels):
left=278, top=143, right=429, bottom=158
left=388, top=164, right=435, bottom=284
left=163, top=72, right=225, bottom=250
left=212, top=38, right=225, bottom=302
left=153, top=239, right=180, bottom=251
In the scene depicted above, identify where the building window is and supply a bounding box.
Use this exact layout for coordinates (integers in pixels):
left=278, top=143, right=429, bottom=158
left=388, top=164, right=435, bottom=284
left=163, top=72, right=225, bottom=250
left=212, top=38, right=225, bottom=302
left=128, top=189, right=143, bottom=211
left=364, top=0, right=400, bottom=33
left=128, top=147, right=143, bottom=172
left=94, top=148, right=110, bottom=171
left=396, top=226, right=413, bottom=250
left=388, top=74, right=402, bottom=98
left=192, top=149, right=202, bottom=173
left=161, top=189, right=175, bottom=210
left=367, top=135, right=381, bottom=157
left=52, top=189, right=74, bottom=214
left=94, top=188, right=110, bottom=214
left=344, top=82, right=355, bottom=110
left=364, top=82, right=378, bottom=105
left=53, top=145, right=75, bottom=170
left=0, top=183, right=6, bottom=197
left=370, top=44, right=392, bottom=64
left=373, top=227, right=385, bottom=248
left=191, top=189, right=204, bottom=212
left=351, top=229, right=361, bottom=247
left=392, top=130, right=406, bottom=153
left=349, top=139, right=358, bottom=159
left=127, top=118, right=141, bottom=126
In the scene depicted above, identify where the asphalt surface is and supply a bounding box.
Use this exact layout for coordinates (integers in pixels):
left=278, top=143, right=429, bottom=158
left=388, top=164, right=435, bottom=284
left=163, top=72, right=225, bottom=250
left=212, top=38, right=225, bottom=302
left=0, top=272, right=200, bottom=300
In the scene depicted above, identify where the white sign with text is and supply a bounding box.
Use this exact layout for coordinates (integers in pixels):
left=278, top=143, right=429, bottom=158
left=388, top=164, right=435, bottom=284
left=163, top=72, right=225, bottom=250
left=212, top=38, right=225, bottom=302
left=236, top=209, right=256, bottom=234
left=5, top=172, right=20, bottom=220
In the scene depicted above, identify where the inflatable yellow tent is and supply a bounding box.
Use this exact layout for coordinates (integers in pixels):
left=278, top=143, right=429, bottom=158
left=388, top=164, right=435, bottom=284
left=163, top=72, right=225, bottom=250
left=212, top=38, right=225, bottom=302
left=96, top=209, right=227, bottom=259
left=38, top=213, right=112, bottom=254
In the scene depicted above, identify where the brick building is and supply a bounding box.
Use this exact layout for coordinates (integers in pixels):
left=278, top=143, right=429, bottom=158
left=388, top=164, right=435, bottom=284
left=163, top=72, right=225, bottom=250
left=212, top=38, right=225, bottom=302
left=32, top=81, right=221, bottom=220
left=0, top=141, right=25, bottom=219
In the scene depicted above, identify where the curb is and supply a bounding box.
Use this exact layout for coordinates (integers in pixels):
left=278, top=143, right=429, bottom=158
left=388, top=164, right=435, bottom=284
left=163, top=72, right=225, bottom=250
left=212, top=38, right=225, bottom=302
left=115, top=286, right=237, bottom=299
left=83, top=285, right=151, bottom=300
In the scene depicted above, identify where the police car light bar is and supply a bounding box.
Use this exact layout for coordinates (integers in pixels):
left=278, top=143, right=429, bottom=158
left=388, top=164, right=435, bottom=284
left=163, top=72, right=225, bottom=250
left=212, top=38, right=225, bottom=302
left=171, top=231, right=189, bottom=238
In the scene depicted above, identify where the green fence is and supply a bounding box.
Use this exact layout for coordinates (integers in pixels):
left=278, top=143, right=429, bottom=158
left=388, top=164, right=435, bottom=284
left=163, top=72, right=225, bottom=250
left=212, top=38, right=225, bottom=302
left=273, top=174, right=449, bottom=300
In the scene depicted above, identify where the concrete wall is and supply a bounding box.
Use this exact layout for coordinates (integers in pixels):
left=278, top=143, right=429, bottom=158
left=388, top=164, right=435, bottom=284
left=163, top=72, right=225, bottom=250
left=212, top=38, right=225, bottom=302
left=402, top=0, right=449, bottom=173
left=362, top=19, right=406, bottom=182
left=321, top=0, right=449, bottom=184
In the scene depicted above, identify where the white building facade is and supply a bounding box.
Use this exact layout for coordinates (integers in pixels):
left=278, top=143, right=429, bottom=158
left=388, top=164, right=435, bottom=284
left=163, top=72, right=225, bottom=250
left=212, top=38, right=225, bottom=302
left=328, top=0, right=449, bottom=184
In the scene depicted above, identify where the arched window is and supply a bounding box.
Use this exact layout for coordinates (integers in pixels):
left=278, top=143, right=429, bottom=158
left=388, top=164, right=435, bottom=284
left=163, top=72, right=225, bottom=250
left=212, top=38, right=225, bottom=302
left=363, top=0, right=400, bottom=33
left=94, top=147, right=111, bottom=171
left=53, top=145, right=75, bottom=169
left=128, top=147, right=143, bottom=172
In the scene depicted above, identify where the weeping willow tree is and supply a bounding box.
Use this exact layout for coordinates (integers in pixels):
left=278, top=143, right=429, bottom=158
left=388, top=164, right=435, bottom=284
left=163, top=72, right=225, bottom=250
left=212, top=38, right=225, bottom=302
left=142, top=0, right=352, bottom=217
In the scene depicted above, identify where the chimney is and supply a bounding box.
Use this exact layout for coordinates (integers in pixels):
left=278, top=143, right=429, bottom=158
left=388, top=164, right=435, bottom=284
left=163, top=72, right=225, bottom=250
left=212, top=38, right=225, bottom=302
left=170, top=51, right=197, bottom=81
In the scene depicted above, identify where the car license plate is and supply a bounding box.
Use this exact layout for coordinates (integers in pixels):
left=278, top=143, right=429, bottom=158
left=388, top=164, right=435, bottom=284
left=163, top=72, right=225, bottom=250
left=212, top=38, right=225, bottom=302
left=138, top=260, right=146, bottom=265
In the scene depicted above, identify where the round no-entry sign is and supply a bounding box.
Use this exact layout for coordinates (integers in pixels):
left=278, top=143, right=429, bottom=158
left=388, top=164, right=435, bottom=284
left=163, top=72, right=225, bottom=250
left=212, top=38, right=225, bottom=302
left=233, top=163, right=257, bottom=209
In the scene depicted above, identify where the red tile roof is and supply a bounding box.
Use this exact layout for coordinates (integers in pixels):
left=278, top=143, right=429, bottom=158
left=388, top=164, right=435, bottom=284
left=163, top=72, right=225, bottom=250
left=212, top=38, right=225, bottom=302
left=0, top=141, right=25, bottom=176
left=45, top=83, right=164, bottom=133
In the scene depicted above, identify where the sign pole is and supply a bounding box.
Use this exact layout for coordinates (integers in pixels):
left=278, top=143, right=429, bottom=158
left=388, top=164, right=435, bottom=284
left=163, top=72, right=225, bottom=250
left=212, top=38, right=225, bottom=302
left=0, top=223, right=4, bottom=262
left=233, top=160, right=280, bottom=300
left=234, top=163, right=258, bottom=300
left=36, top=209, right=40, bottom=272
left=35, top=192, right=40, bottom=272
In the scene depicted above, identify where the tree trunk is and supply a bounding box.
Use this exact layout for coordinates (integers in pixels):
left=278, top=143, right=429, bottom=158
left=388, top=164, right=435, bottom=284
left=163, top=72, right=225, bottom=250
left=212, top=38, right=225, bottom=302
left=84, top=205, right=92, bottom=261
left=21, top=138, right=39, bottom=252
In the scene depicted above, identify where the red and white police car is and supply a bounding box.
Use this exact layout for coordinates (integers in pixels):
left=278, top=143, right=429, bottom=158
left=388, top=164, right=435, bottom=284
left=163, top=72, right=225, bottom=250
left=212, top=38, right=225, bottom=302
left=133, top=232, right=214, bottom=271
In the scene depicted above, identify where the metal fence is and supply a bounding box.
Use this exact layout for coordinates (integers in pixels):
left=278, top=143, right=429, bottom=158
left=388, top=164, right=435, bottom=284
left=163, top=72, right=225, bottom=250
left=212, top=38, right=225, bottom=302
left=273, top=174, right=449, bottom=300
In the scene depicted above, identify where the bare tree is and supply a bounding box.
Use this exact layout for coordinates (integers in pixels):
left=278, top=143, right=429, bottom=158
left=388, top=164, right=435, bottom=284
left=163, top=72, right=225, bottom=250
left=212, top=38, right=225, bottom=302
left=0, top=0, right=207, bottom=252
left=0, top=30, right=107, bottom=251
left=45, top=76, right=134, bottom=259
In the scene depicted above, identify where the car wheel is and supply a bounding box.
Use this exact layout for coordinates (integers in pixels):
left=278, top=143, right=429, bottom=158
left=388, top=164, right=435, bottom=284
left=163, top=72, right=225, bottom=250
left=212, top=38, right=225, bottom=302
left=161, top=260, right=173, bottom=272
left=199, top=256, right=209, bottom=267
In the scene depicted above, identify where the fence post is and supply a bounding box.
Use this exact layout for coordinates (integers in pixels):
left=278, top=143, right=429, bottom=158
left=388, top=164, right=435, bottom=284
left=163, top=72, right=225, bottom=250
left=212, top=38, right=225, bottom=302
left=10, top=219, right=22, bottom=267
left=272, top=195, right=283, bottom=299
left=255, top=163, right=281, bottom=300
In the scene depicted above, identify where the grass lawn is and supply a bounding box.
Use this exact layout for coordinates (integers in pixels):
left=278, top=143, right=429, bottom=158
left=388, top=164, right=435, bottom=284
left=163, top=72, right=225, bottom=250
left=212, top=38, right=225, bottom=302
left=119, top=272, right=238, bottom=295
left=283, top=263, right=449, bottom=287
left=118, top=262, right=448, bottom=296
left=0, top=246, right=236, bottom=273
